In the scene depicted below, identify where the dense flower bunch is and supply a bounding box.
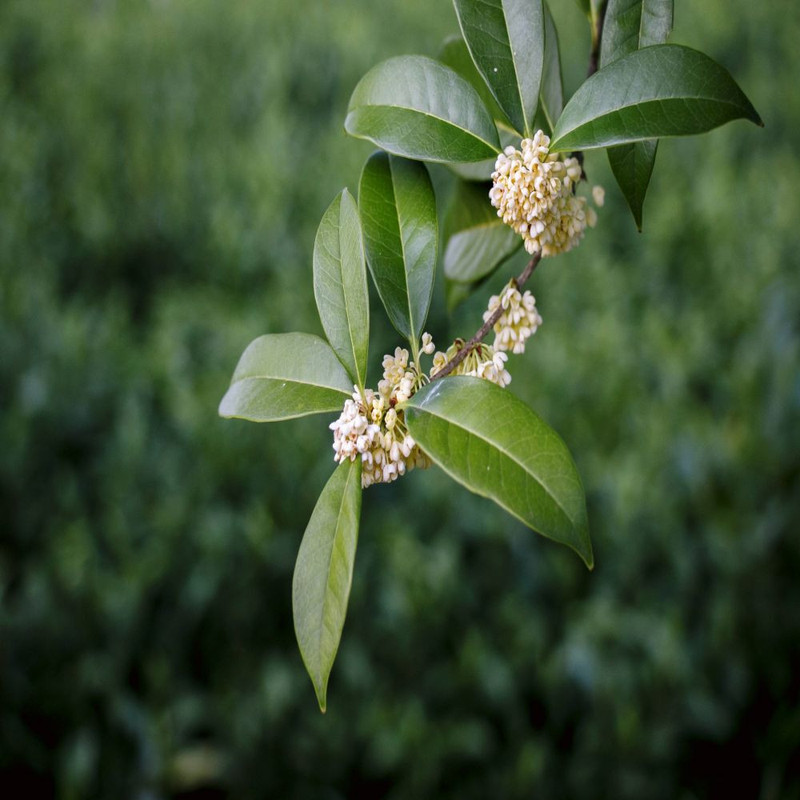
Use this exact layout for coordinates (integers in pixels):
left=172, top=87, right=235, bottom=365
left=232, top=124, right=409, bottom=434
left=489, top=130, right=601, bottom=256
left=330, top=345, right=432, bottom=488
left=484, top=283, right=543, bottom=354
left=431, top=340, right=512, bottom=387
left=332, top=328, right=522, bottom=486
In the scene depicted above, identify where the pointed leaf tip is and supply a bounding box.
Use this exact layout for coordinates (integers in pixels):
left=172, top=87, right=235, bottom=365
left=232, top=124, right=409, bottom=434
left=293, top=459, right=362, bottom=712
left=599, top=0, right=674, bottom=229
left=359, top=152, right=438, bottom=343
left=405, top=377, right=593, bottom=568
left=219, top=333, right=353, bottom=422
left=551, top=45, right=763, bottom=152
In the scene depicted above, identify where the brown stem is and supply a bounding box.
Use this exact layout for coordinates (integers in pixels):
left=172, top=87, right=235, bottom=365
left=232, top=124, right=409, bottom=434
left=429, top=253, right=542, bottom=382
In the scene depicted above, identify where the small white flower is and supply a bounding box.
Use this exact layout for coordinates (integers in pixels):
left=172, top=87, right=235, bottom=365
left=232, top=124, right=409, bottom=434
left=421, top=332, right=435, bottom=355
left=483, top=284, right=542, bottom=354
left=332, top=349, right=432, bottom=487
left=432, top=350, right=448, bottom=372
left=330, top=391, right=382, bottom=466
left=448, top=342, right=512, bottom=387
left=395, top=376, right=413, bottom=403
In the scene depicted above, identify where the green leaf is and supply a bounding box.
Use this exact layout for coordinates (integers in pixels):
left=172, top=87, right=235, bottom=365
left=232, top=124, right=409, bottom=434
left=293, top=459, right=362, bottom=713
left=445, top=123, right=519, bottom=182
left=443, top=180, right=521, bottom=283
left=359, top=152, right=438, bottom=343
left=550, top=44, right=763, bottom=152
left=607, top=137, right=658, bottom=231
left=313, top=189, right=370, bottom=391
left=600, top=0, right=673, bottom=65
left=345, top=55, right=501, bottom=164
left=219, top=333, right=353, bottom=422
left=453, top=0, right=545, bottom=138
left=437, top=36, right=512, bottom=181
left=444, top=277, right=478, bottom=312
left=438, top=35, right=507, bottom=125
left=573, top=0, right=591, bottom=17
left=600, top=0, right=673, bottom=229
left=405, top=377, right=593, bottom=568
left=540, top=3, right=564, bottom=132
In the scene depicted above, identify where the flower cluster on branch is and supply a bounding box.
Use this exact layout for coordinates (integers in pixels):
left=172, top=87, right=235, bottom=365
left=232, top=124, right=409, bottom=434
left=330, top=347, right=431, bottom=488
left=485, top=284, right=543, bottom=355
left=489, top=130, right=602, bottom=257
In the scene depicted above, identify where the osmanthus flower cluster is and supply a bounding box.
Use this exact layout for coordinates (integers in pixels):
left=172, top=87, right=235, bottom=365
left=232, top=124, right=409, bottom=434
left=330, top=324, right=525, bottom=488
left=489, top=131, right=602, bottom=257
left=220, top=0, right=761, bottom=711
left=433, top=341, right=512, bottom=387
left=485, top=283, right=543, bottom=355
left=329, top=344, right=433, bottom=488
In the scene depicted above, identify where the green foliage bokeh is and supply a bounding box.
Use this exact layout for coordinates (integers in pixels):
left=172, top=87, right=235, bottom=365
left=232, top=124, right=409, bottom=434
left=1, top=0, right=798, bottom=798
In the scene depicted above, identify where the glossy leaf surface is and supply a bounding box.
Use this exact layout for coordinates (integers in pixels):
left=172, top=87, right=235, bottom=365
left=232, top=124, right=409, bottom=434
left=445, top=123, right=519, bottom=182
left=540, top=3, right=564, bottom=131
left=359, top=153, right=437, bottom=343
left=219, top=333, right=352, bottom=422
left=293, top=459, right=362, bottom=713
left=313, top=190, right=369, bottom=390
left=437, top=36, right=512, bottom=181
left=345, top=55, right=500, bottom=163
left=438, top=35, right=507, bottom=125
left=600, top=0, right=673, bottom=64
left=600, top=0, right=673, bottom=228
left=607, top=138, right=659, bottom=231
left=550, top=45, right=763, bottom=152
left=443, top=180, right=520, bottom=283
left=453, top=0, right=545, bottom=137
left=405, top=377, right=593, bottom=568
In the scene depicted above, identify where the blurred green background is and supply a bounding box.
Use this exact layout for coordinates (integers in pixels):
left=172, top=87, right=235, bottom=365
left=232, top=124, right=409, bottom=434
left=1, top=0, right=798, bottom=797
